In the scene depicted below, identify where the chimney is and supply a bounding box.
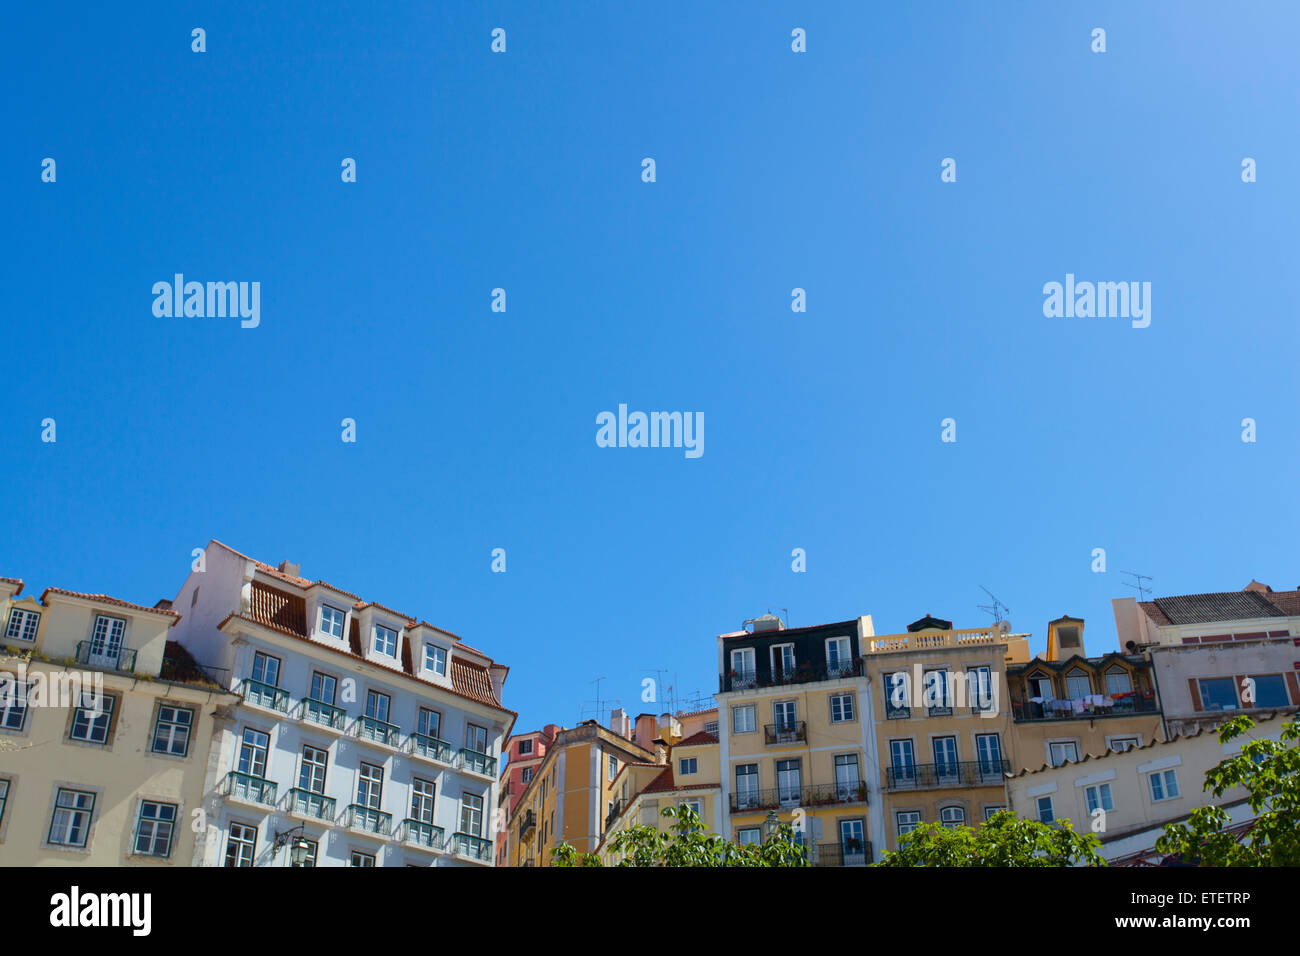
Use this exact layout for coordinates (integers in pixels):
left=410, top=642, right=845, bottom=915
left=609, top=707, right=631, bottom=739
left=633, top=714, right=658, bottom=749
left=278, top=560, right=301, bottom=579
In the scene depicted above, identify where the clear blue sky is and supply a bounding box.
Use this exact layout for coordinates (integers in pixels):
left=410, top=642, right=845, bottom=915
left=4, top=2, right=1297, bottom=735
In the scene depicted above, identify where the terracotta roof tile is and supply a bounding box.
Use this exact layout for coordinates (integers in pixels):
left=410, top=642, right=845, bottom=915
left=40, top=587, right=181, bottom=620
left=0, top=577, right=24, bottom=595
left=677, top=731, right=719, bottom=746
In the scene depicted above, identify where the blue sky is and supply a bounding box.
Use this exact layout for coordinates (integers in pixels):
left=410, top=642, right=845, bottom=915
left=4, top=2, right=1297, bottom=734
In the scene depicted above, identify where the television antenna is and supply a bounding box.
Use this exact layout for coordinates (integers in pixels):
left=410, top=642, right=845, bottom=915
left=1121, top=571, right=1153, bottom=602
left=977, top=586, right=1010, bottom=625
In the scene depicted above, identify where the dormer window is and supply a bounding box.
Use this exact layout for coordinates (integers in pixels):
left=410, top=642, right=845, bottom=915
left=372, top=623, right=398, bottom=658
left=319, top=605, right=346, bottom=639
left=423, top=643, right=447, bottom=677
left=5, top=608, right=40, bottom=642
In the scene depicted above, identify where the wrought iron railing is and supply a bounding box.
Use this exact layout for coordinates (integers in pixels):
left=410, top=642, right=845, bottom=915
left=346, top=804, right=392, bottom=835
left=240, top=678, right=290, bottom=713
left=352, top=715, right=401, bottom=747
left=1011, top=696, right=1159, bottom=722
left=299, top=697, right=346, bottom=729
left=452, top=831, right=493, bottom=862
left=763, top=722, right=807, bottom=745
left=730, top=782, right=869, bottom=813
left=75, top=641, right=137, bottom=674
left=814, top=841, right=872, bottom=867
left=884, top=759, right=1010, bottom=791
left=719, top=658, right=866, bottom=693
left=287, top=788, right=336, bottom=821
left=399, top=818, right=444, bottom=850
left=223, top=771, right=277, bottom=805
left=408, top=732, right=454, bottom=764
left=458, top=748, right=497, bottom=776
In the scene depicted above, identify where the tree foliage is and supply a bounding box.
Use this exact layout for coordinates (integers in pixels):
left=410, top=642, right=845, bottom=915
left=1154, top=716, right=1300, bottom=866
left=550, top=804, right=810, bottom=867
left=874, top=810, right=1105, bottom=867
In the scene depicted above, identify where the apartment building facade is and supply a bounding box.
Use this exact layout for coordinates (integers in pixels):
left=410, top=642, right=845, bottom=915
left=1113, top=581, right=1300, bottom=737
left=170, top=540, right=515, bottom=867
left=0, top=577, right=235, bottom=865
left=496, top=723, right=562, bottom=865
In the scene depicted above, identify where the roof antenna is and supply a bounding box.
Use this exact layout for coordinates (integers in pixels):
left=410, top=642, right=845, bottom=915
left=1121, top=571, right=1153, bottom=603
left=765, top=605, right=790, bottom=628
left=977, top=586, right=1010, bottom=625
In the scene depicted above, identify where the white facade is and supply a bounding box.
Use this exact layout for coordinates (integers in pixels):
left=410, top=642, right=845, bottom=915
left=171, top=541, right=513, bottom=867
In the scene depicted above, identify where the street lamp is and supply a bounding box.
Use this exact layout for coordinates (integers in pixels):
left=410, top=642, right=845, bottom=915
left=762, top=810, right=779, bottom=841
left=272, top=824, right=306, bottom=865
left=289, top=837, right=312, bottom=868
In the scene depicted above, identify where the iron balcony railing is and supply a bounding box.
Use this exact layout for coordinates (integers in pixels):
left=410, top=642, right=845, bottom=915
left=287, top=788, right=336, bottom=821
left=299, top=697, right=346, bottom=730
left=1012, top=696, right=1159, bottom=722
left=223, top=771, right=277, bottom=806
left=346, top=804, right=392, bottom=835
left=884, top=759, right=1010, bottom=791
left=452, top=831, right=493, bottom=862
left=814, top=841, right=872, bottom=867
left=352, top=715, right=402, bottom=748
left=458, top=748, right=497, bottom=777
left=399, top=818, right=445, bottom=850
left=605, top=799, right=623, bottom=828
left=408, top=732, right=454, bottom=764
left=75, top=641, right=137, bottom=674
left=764, top=722, right=807, bottom=745
left=730, top=782, right=869, bottom=813
left=240, top=678, right=290, bottom=713
left=519, top=809, right=537, bottom=838
left=719, top=658, right=865, bottom=693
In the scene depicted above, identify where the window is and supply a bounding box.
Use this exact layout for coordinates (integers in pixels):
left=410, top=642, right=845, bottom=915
left=300, top=745, right=328, bottom=793
left=771, top=643, right=795, bottom=680
left=679, top=757, right=698, bottom=776
left=1036, top=796, right=1054, bottom=824
left=521, top=767, right=533, bottom=783
left=730, top=648, right=756, bottom=685
left=1109, top=737, right=1140, bottom=753
left=418, top=707, right=441, bottom=740
left=983, top=806, right=1006, bottom=821
left=1085, top=783, right=1114, bottom=813
left=1198, top=677, right=1238, bottom=711
left=237, top=728, right=270, bottom=778
left=0, top=677, right=28, bottom=731
left=734, top=764, right=760, bottom=809
left=70, top=693, right=116, bottom=744
left=773, top=699, right=797, bottom=729
left=5, top=608, right=39, bottom=642
left=732, top=704, right=756, bottom=734
left=250, top=651, right=280, bottom=687
left=826, top=636, right=851, bottom=674
left=608, top=754, right=618, bottom=780
left=310, top=671, right=337, bottom=704
left=151, top=705, right=194, bottom=756
left=49, top=788, right=96, bottom=847
left=704, top=720, right=719, bottom=735
left=0, top=779, right=8, bottom=827
left=896, top=811, right=922, bottom=836
left=460, top=792, right=484, bottom=836
left=1027, top=676, right=1053, bottom=699
left=87, top=615, right=126, bottom=668
left=466, top=723, right=489, bottom=754
left=1048, top=741, right=1079, bottom=767
left=1246, top=674, right=1290, bottom=708
left=1149, top=770, right=1180, bottom=802
left=923, top=669, right=951, bottom=714
left=517, top=738, right=534, bottom=755
left=1104, top=669, right=1132, bottom=696
left=350, top=850, right=376, bottom=867
left=776, top=759, right=801, bottom=806
left=224, top=823, right=257, bottom=867
left=319, top=605, right=346, bottom=638
left=1065, top=671, right=1092, bottom=700
left=133, top=801, right=177, bottom=857
left=357, top=763, right=384, bottom=809
left=372, top=623, right=398, bottom=657
left=293, top=839, right=318, bottom=867
left=830, top=693, right=855, bottom=723
left=411, top=778, right=436, bottom=824
left=939, top=806, right=965, bottom=828
left=884, top=672, right=911, bottom=717
left=932, top=737, right=958, bottom=779
left=834, top=753, right=861, bottom=800
left=976, top=733, right=1003, bottom=775
left=736, top=827, right=761, bottom=845
left=889, top=739, right=916, bottom=784
left=365, top=690, right=391, bottom=724
left=968, top=666, right=994, bottom=712
left=423, top=644, right=447, bottom=676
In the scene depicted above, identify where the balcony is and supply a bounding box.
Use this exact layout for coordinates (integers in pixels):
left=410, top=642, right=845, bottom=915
left=298, top=697, right=346, bottom=730
left=884, top=759, right=1010, bottom=792
left=763, top=722, right=807, bottom=746
left=407, top=732, right=454, bottom=764
left=75, top=641, right=137, bottom=674
left=399, top=818, right=445, bottom=850
left=518, top=809, right=536, bottom=839
left=223, top=771, right=277, bottom=806
left=452, top=831, right=493, bottom=863
left=458, top=748, right=497, bottom=777
left=287, top=788, right=336, bottom=821
left=604, top=800, right=623, bottom=828
left=1012, top=695, right=1159, bottom=723
left=346, top=804, right=392, bottom=836
left=352, top=715, right=401, bottom=748
left=719, top=658, right=865, bottom=694
left=813, top=841, right=872, bottom=867
left=730, top=782, right=869, bottom=813
left=240, top=678, right=290, bottom=713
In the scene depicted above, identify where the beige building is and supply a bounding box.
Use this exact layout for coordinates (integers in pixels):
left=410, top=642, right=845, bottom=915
left=0, top=576, right=235, bottom=865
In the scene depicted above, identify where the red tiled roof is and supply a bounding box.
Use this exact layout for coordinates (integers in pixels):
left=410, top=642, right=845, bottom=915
left=677, top=731, right=719, bottom=747
left=0, top=577, right=24, bottom=596
left=40, top=587, right=181, bottom=620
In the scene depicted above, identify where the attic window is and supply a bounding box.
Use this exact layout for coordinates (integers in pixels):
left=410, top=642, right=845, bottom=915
left=1057, top=626, right=1081, bottom=648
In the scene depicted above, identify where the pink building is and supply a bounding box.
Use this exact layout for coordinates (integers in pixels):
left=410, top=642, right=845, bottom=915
left=496, top=724, right=563, bottom=864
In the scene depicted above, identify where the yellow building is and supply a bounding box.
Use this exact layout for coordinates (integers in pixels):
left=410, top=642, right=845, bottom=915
left=0, top=577, right=236, bottom=865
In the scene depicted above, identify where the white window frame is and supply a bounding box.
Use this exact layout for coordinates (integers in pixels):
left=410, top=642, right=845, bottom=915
left=1047, top=740, right=1079, bottom=768
left=224, top=822, right=257, bottom=867
left=679, top=757, right=698, bottom=776
left=732, top=704, right=756, bottom=734
left=319, top=604, right=346, bottom=639
left=830, top=692, right=855, bottom=723
left=69, top=693, right=116, bottom=745
left=1148, top=769, right=1180, bottom=802
left=49, top=787, right=96, bottom=847
left=151, top=704, right=194, bottom=757
left=1085, top=783, right=1114, bottom=813
left=133, top=800, right=177, bottom=857
left=423, top=643, right=447, bottom=677
left=5, top=608, right=39, bottom=642
left=372, top=623, right=399, bottom=658
left=896, top=810, right=922, bottom=836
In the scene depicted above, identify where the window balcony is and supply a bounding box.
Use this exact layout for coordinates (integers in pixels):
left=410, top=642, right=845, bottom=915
left=719, top=658, right=864, bottom=693
left=75, top=641, right=137, bottom=674
left=730, top=782, right=868, bottom=813
left=346, top=804, right=392, bottom=836
left=604, top=799, right=623, bottom=828
left=458, top=748, right=497, bottom=777
left=763, top=722, right=807, bottom=746
left=813, top=841, right=872, bottom=867
left=1011, top=695, right=1159, bottom=722
left=452, top=831, right=493, bottom=862
left=518, top=809, right=536, bottom=839
left=407, top=732, right=454, bottom=764
left=298, top=697, right=346, bottom=730
left=287, top=788, right=336, bottom=821
left=240, top=678, right=290, bottom=713
left=223, top=771, right=277, bottom=806
left=399, top=818, right=445, bottom=850
left=884, top=759, right=1010, bottom=792
left=352, top=715, right=401, bottom=748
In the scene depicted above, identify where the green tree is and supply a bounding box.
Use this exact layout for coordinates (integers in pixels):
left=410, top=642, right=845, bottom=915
left=1154, top=716, right=1300, bottom=866
left=874, top=810, right=1105, bottom=867
left=550, top=804, right=809, bottom=867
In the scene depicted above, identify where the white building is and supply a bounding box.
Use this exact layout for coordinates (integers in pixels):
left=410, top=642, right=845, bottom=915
left=171, top=541, right=514, bottom=867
